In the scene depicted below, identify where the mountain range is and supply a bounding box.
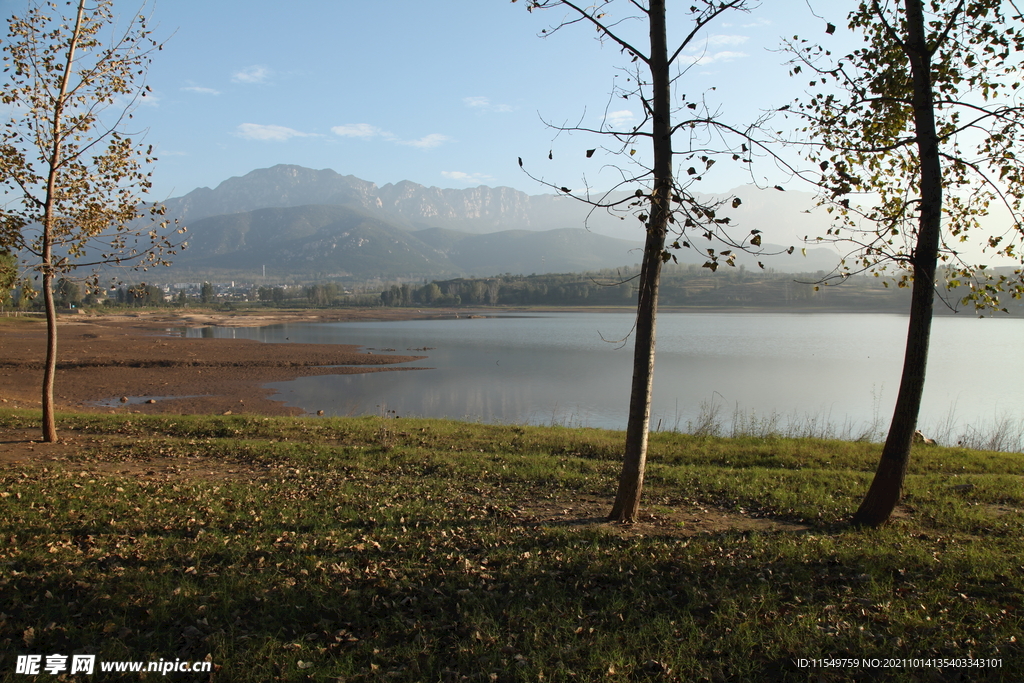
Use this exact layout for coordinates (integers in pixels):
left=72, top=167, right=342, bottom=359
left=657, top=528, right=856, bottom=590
left=172, top=204, right=647, bottom=279
left=157, top=164, right=843, bottom=280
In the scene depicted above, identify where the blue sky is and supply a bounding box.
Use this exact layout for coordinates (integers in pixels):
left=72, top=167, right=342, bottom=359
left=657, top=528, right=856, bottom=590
left=6, top=0, right=1019, bottom=266
left=4, top=0, right=851, bottom=200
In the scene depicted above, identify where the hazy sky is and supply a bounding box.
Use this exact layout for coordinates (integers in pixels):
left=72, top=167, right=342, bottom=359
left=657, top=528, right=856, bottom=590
left=0, top=0, right=851, bottom=200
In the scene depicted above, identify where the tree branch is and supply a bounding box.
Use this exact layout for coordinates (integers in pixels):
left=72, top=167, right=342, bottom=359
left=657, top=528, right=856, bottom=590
left=526, top=0, right=651, bottom=64
left=667, top=0, right=748, bottom=68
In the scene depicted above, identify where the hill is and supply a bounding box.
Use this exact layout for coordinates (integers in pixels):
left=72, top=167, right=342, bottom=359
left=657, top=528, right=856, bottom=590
left=412, top=226, right=647, bottom=276
left=169, top=205, right=452, bottom=278
left=167, top=204, right=653, bottom=279
left=151, top=164, right=846, bottom=280
left=162, top=164, right=581, bottom=234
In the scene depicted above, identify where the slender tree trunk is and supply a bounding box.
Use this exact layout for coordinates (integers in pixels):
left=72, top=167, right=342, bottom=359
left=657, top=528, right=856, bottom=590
left=36, top=0, right=86, bottom=443
left=609, top=0, right=673, bottom=522
left=41, top=262, right=58, bottom=443
left=853, top=0, right=941, bottom=527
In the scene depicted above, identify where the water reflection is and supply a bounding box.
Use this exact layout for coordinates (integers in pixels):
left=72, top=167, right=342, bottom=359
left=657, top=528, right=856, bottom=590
left=187, top=312, right=1024, bottom=435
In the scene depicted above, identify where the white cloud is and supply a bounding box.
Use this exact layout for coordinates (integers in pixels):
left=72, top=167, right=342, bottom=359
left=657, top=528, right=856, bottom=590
left=721, top=18, right=772, bottom=28
left=399, top=133, right=450, bottom=149
left=182, top=85, right=221, bottom=95
left=232, top=66, right=270, bottom=84
left=676, top=35, right=749, bottom=67
left=706, top=34, right=749, bottom=46
left=441, top=171, right=494, bottom=184
left=331, top=124, right=449, bottom=149
left=236, top=123, right=312, bottom=141
left=706, top=50, right=747, bottom=63
left=679, top=50, right=748, bottom=66
left=605, top=110, right=636, bottom=129
left=463, top=96, right=513, bottom=113
left=331, top=123, right=391, bottom=139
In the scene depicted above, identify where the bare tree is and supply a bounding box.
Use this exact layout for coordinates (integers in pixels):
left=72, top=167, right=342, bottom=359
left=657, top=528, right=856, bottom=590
left=786, top=0, right=1024, bottom=526
left=1, top=0, right=183, bottom=442
left=516, top=0, right=785, bottom=521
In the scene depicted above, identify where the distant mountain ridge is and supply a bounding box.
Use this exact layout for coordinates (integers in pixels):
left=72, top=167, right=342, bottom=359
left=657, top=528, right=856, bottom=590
left=169, top=204, right=649, bottom=279
left=164, top=164, right=577, bottom=234
left=158, top=164, right=843, bottom=279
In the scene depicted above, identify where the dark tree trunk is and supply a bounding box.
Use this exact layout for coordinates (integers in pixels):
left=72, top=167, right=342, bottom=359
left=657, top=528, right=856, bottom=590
left=853, top=0, right=941, bottom=527
left=609, top=0, right=673, bottom=523
left=41, top=265, right=58, bottom=443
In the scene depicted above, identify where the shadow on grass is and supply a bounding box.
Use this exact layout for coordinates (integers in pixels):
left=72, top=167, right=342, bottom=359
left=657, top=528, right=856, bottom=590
left=5, top=509, right=1020, bottom=682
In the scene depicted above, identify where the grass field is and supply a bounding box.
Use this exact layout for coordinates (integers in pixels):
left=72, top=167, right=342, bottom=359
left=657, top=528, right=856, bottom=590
left=1, top=409, right=1021, bottom=681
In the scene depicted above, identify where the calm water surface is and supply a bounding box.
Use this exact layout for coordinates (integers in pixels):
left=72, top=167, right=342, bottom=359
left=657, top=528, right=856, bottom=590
left=189, top=312, right=1024, bottom=435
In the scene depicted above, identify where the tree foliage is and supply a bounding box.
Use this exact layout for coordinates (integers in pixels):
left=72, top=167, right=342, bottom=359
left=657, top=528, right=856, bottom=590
left=1, top=0, right=181, bottom=279
left=791, top=0, right=1024, bottom=308
left=54, top=277, right=81, bottom=306
left=786, top=0, right=1024, bottom=526
left=200, top=282, right=215, bottom=304
left=0, top=249, right=17, bottom=311
left=0, top=0, right=182, bottom=441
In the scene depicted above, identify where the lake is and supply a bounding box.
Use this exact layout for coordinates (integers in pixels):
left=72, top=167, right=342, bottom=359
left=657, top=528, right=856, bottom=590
left=187, top=311, right=1024, bottom=441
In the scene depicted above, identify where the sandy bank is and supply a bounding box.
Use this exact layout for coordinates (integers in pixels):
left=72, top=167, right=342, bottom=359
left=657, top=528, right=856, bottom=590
left=0, top=309, right=432, bottom=416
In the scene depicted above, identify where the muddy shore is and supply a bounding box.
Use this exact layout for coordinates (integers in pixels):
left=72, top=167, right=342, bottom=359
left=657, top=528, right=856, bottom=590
left=0, top=309, right=444, bottom=417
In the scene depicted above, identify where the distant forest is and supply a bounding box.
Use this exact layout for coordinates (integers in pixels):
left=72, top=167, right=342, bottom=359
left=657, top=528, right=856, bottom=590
left=9, top=261, right=1019, bottom=316
left=369, top=263, right=1015, bottom=314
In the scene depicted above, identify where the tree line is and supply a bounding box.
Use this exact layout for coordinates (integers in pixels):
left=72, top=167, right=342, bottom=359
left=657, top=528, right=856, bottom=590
left=373, top=265, right=1017, bottom=313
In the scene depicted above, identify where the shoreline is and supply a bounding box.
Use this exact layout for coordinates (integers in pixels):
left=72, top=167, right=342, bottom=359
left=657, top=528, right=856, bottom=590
left=0, top=309, right=435, bottom=417
left=1, top=304, right=990, bottom=420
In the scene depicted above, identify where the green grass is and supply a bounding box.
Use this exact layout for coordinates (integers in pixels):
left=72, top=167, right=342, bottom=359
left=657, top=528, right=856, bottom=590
left=1, top=409, right=1021, bottom=682
left=0, top=314, right=43, bottom=327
